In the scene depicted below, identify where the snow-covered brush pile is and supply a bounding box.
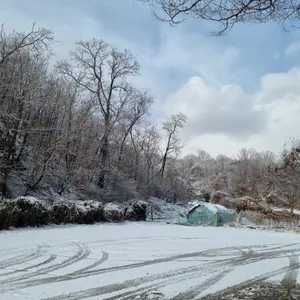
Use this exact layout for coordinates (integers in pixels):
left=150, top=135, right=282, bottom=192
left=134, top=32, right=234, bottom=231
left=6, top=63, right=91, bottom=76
left=237, top=209, right=300, bottom=230
left=210, top=193, right=273, bottom=215
left=79, top=201, right=105, bottom=223
left=51, top=201, right=83, bottom=224
left=0, top=197, right=148, bottom=230
left=0, top=197, right=50, bottom=230
left=124, top=200, right=148, bottom=221
left=103, top=203, right=124, bottom=222
left=262, top=210, right=300, bottom=226
left=51, top=200, right=107, bottom=225
left=236, top=196, right=272, bottom=214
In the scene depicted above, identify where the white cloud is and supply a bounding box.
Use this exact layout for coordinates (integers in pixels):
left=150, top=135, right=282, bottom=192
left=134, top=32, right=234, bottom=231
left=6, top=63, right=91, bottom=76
left=145, top=28, right=241, bottom=86
left=162, top=68, right=300, bottom=157
left=0, top=0, right=242, bottom=103
left=162, top=77, right=266, bottom=139
left=1, top=0, right=298, bottom=158
left=258, top=68, right=300, bottom=103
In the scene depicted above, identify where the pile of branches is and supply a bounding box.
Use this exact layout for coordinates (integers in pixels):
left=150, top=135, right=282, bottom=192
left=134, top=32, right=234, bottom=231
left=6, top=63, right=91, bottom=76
left=262, top=210, right=300, bottom=226
left=236, top=196, right=272, bottom=214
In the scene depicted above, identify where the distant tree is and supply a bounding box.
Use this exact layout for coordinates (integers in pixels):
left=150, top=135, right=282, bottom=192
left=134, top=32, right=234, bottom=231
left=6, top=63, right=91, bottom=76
left=117, top=89, right=153, bottom=165
left=138, top=0, right=300, bottom=35
left=228, top=149, right=276, bottom=198
left=141, top=126, right=162, bottom=183
left=269, top=142, right=300, bottom=214
left=160, top=113, right=187, bottom=180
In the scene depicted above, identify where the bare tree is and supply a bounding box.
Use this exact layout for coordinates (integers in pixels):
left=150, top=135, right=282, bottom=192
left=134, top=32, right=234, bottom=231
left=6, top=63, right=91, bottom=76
left=160, top=113, right=187, bottom=180
left=117, top=89, right=153, bottom=165
left=138, top=0, right=299, bottom=35
left=230, top=148, right=276, bottom=198
left=0, top=24, right=53, bottom=197
left=0, top=23, right=53, bottom=66
left=268, top=142, right=300, bottom=214
left=140, top=126, right=162, bottom=183
left=57, top=39, right=140, bottom=189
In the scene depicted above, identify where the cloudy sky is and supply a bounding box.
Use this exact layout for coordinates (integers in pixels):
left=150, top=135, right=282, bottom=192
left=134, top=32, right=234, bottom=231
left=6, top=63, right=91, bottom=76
left=1, top=0, right=300, bottom=158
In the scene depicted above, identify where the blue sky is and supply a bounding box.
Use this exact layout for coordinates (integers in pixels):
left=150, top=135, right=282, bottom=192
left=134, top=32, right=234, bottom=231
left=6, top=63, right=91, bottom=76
left=1, top=0, right=300, bottom=157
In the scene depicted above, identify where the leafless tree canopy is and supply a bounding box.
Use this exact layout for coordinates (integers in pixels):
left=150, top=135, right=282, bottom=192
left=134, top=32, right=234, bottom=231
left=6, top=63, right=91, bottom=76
left=138, top=0, right=300, bottom=34
left=0, top=24, right=189, bottom=202
left=0, top=23, right=299, bottom=211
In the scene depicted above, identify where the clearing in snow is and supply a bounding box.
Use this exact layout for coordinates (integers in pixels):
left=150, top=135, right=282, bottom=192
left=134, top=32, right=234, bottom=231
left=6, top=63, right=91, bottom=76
left=1, top=222, right=300, bottom=299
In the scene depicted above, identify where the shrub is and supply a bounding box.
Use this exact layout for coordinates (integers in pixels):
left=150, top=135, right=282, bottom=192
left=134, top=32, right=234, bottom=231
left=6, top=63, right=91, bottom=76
left=124, top=200, right=148, bottom=221
left=0, top=197, right=147, bottom=231
left=51, top=201, right=82, bottom=224
left=0, top=197, right=50, bottom=229
left=103, top=203, right=124, bottom=222
left=78, top=201, right=105, bottom=224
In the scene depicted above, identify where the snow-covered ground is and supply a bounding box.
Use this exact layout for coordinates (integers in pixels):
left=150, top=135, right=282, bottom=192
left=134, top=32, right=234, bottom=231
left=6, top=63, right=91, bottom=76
left=1, top=222, right=300, bottom=300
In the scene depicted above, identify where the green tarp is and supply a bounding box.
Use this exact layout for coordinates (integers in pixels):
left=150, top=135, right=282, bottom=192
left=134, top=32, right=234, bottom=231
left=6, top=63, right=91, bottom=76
left=187, top=203, right=234, bottom=226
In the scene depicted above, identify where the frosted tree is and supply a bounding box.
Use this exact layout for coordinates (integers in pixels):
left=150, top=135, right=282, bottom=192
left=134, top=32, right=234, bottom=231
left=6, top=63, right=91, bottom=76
left=57, top=39, right=140, bottom=189
left=160, top=113, right=187, bottom=181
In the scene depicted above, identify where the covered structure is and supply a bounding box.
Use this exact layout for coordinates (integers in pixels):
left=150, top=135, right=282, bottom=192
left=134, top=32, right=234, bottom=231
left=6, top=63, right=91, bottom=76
left=187, top=203, right=234, bottom=226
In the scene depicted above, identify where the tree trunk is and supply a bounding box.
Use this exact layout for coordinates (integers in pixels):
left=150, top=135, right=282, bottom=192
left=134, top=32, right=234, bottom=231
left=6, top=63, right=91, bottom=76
left=160, top=153, right=168, bottom=181
left=134, top=153, right=139, bottom=181
left=98, top=134, right=109, bottom=189
left=0, top=170, right=10, bottom=198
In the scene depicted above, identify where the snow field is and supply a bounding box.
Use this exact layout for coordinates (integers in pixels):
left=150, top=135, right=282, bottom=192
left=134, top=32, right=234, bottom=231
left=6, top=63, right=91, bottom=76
left=0, top=222, right=300, bottom=299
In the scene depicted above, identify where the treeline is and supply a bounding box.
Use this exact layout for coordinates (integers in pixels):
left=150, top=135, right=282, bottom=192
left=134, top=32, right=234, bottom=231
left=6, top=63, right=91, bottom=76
left=177, top=145, right=300, bottom=212
left=0, top=24, right=187, bottom=202
left=1, top=24, right=299, bottom=210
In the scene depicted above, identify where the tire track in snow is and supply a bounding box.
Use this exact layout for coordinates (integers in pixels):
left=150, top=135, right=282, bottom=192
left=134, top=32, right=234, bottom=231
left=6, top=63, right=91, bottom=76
left=110, top=269, right=233, bottom=300
left=4, top=245, right=242, bottom=291
left=40, top=244, right=300, bottom=300
left=0, top=244, right=47, bottom=269
left=88, top=236, right=166, bottom=248
left=0, top=254, right=57, bottom=277
left=201, top=256, right=300, bottom=299
left=17, top=260, right=218, bottom=298
left=68, top=250, right=109, bottom=276
left=109, top=245, right=300, bottom=300
left=172, top=248, right=299, bottom=300
left=103, top=271, right=230, bottom=300
left=40, top=261, right=231, bottom=300
left=3, top=242, right=291, bottom=290
left=0, top=242, right=90, bottom=287
left=39, top=247, right=250, bottom=300
left=281, top=254, right=299, bottom=290
left=2, top=243, right=300, bottom=299
left=2, top=243, right=294, bottom=293
left=171, top=269, right=232, bottom=300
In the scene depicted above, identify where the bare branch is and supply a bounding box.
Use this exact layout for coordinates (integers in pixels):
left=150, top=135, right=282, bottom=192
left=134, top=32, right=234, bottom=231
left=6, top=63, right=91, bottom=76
left=138, top=0, right=300, bottom=35
left=0, top=22, right=54, bottom=65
